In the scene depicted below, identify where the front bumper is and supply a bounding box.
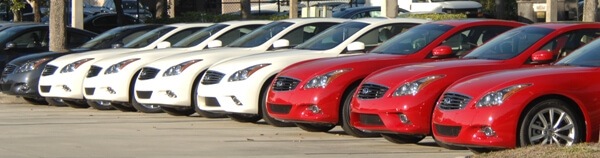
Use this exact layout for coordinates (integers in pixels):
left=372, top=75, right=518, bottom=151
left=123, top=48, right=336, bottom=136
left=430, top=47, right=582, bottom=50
left=267, top=87, right=343, bottom=125
left=134, top=74, right=195, bottom=107
left=0, top=69, right=43, bottom=97
left=350, top=96, right=434, bottom=135
left=83, top=72, right=132, bottom=102
left=38, top=67, right=88, bottom=99
left=197, top=77, right=265, bottom=115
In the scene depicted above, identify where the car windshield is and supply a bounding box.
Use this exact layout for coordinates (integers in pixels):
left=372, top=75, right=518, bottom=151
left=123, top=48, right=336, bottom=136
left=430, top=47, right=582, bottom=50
left=79, top=27, right=127, bottom=49
left=370, top=24, right=453, bottom=55
left=172, top=24, right=229, bottom=48
left=123, top=26, right=175, bottom=48
left=463, top=27, right=553, bottom=60
left=556, top=38, right=600, bottom=67
left=0, top=27, right=20, bottom=43
left=228, top=21, right=293, bottom=48
left=294, top=22, right=367, bottom=50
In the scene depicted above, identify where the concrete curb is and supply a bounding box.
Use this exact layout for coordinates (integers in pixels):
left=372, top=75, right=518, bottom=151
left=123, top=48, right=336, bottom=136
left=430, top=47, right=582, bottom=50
left=0, top=93, right=28, bottom=104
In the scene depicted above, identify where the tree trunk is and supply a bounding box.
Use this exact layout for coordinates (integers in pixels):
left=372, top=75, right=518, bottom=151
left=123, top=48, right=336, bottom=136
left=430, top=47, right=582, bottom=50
left=26, top=0, right=41, bottom=23
left=583, top=0, right=597, bottom=22
left=241, top=0, right=251, bottom=19
left=49, top=0, right=67, bottom=53
left=156, top=0, right=168, bottom=19
left=12, top=10, right=21, bottom=22
left=495, top=0, right=505, bottom=19
left=114, top=0, right=125, bottom=26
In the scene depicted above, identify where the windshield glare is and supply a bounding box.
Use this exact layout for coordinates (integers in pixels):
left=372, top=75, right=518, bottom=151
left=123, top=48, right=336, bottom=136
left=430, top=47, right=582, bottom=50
left=228, top=21, right=293, bottom=48
left=556, top=38, right=600, bottom=67
left=123, top=26, right=175, bottom=48
left=294, top=22, right=368, bottom=50
left=370, top=24, right=453, bottom=55
left=463, top=27, right=553, bottom=60
left=172, top=24, right=229, bottom=48
left=79, top=27, right=127, bottom=49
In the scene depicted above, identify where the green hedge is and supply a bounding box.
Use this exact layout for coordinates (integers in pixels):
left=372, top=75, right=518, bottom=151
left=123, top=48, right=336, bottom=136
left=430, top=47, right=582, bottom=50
left=400, top=13, right=467, bottom=20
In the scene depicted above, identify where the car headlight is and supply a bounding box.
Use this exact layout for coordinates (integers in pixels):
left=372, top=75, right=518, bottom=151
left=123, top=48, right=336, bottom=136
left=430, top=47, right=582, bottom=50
left=228, top=63, right=271, bottom=82
left=104, top=58, right=140, bottom=74
left=393, top=75, right=445, bottom=96
left=162, top=59, right=203, bottom=77
left=476, top=84, right=532, bottom=108
left=60, top=58, right=94, bottom=73
left=16, top=57, right=52, bottom=73
left=304, top=68, right=352, bottom=89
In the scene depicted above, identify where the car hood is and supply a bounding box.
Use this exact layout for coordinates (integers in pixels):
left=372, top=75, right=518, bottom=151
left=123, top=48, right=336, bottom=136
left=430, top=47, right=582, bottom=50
left=47, top=48, right=140, bottom=66
left=208, top=49, right=330, bottom=72
left=90, top=47, right=196, bottom=67
left=442, top=1, right=482, bottom=9
left=9, top=48, right=94, bottom=65
left=363, top=59, right=503, bottom=85
left=449, top=66, right=595, bottom=94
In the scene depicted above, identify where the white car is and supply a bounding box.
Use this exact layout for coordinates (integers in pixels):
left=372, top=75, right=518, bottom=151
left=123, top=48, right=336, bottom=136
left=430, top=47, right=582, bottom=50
left=196, top=18, right=430, bottom=126
left=133, top=18, right=347, bottom=117
left=38, top=23, right=213, bottom=108
left=81, top=20, right=271, bottom=112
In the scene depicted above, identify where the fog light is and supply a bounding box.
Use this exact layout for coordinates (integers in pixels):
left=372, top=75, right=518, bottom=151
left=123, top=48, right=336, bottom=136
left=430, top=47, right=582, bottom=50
left=62, top=85, right=71, bottom=92
left=106, top=87, right=116, bottom=94
left=166, top=90, right=177, bottom=98
left=481, top=126, right=496, bottom=137
left=230, top=96, right=242, bottom=105
left=307, top=105, right=321, bottom=114
left=17, top=84, right=30, bottom=92
left=398, top=114, right=410, bottom=124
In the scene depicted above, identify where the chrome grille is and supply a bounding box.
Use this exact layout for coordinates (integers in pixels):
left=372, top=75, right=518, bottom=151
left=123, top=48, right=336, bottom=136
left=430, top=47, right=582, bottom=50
left=2, top=64, right=17, bottom=77
left=86, top=66, right=102, bottom=78
left=138, top=67, right=160, bottom=80
left=201, top=70, right=225, bottom=85
left=357, top=83, right=388, bottom=99
left=438, top=93, right=471, bottom=110
left=41, top=65, right=58, bottom=76
left=272, top=77, right=300, bottom=91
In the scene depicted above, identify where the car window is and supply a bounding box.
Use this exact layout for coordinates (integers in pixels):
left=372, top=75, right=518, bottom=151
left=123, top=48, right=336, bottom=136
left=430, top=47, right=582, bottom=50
left=172, top=24, right=229, bottom=48
left=371, top=23, right=454, bottom=55
left=164, top=27, right=207, bottom=45
left=355, top=23, right=418, bottom=49
left=121, top=30, right=149, bottom=45
left=281, top=22, right=339, bottom=47
left=67, top=32, right=94, bottom=48
left=350, top=11, right=369, bottom=19
left=463, top=26, right=554, bottom=60
left=93, top=15, right=116, bottom=26
left=215, top=25, right=263, bottom=46
left=124, top=26, right=176, bottom=48
left=536, top=29, right=600, bottom=61
left=11, top=29, right=47, bottom=49
left=295, top=22, right=368, bottom=51
left=228, top=21, right=294, bottom=48
left=439, top=26, right=514, bottom=57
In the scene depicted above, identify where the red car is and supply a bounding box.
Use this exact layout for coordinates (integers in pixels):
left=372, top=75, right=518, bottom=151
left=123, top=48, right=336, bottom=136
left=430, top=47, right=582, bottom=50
left=432, top=38, right=600, bottom=153
left=350, top=23, right=600, bottom=144
left=267, top=19, right=523, bottom=137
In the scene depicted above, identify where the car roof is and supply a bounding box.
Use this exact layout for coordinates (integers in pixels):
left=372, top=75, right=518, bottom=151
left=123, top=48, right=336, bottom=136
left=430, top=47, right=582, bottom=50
left=527, top=22, right=600, bottom=29
left=165, top=23, right=215, bottom=28
left=433, top=19, right=524, bottom=26
left=218, top=20, right=272, bottom=26
left=350, top=17, right=430, bottom=25
left=279, top=18, right=348, bottom=24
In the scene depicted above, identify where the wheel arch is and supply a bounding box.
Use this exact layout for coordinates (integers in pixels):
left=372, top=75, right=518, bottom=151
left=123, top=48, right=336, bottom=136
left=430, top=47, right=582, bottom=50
left=337, top=79, right=364, bottom=125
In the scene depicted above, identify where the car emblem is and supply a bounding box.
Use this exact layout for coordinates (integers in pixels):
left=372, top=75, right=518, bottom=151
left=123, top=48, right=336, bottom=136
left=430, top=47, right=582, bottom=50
left=276, top=81, right=283, bottom=87
left=443, top=98, right=452, bottom=104
left=360, top=88, right=370, bottom=94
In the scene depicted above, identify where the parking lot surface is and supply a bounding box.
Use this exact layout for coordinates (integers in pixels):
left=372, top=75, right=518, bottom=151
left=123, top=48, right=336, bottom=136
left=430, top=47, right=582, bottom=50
left=0, top=103, right=471, bottom=158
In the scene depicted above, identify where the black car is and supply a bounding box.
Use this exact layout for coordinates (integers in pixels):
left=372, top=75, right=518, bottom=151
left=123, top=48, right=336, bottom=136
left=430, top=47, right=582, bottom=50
left=83, top=13, right=141, bottom=33
left=332, top=6, right=408, bottom=19
left=0, top=24, right=162, bottom=105
left=0, top=24, right=97, bottom=72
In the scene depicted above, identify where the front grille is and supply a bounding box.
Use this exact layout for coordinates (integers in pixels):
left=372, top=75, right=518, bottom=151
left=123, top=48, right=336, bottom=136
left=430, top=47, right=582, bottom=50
left=438, top=93, right=471, bottom=110
left=359, top=114, right=384, bottom=125
left=138, top=67, right=160, bottom=80
left=86, top=66, right=102, bottom=78
left=357, top=83, right=388, bottom=99
left=39, top=85, right=51, bottom=92
left=435, top=124, right=461, bottom=137
left=201, top=71, right=225, bottom=85
left=204, top=97, right=220, bottom=107
left=84, top=87, right=95, bottom=95
left=2, top=64, right=17, bottom=77
left=41, top=65, right=58, bottom=76
left=268, top=104, right=291, bottom=114
left=272, top=77, right=300, bottom=91
left=136, top=91, right=152, bottom=99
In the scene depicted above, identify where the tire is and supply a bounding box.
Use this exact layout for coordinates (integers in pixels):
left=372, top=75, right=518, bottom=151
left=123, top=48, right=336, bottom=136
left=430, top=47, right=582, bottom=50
left=467, top=147, right=495, bottom=154
left=45, top=97, right=67, bottom=107
left=381, top=134, right=426, bottom=144
left=22, top=97, right=48, bottom=105
left=161, top=106, right=195, bottom=116
left=227, top=113, right=261, bottom=123
left=260, top=77, right=294, bottom=127
left=87, top=100, right=115, bottom=110
left=192, top=73, right=226, bottom=118
left=129, top=71, right=162, bottom=113
left=296, top=123, right=336, bottom=132
left=341, top=85, right=379, bottom=137
left=518, top=99, right=583, bottom=147
left=110, top=102, right=137, bottom=112
left=63, top=99, right=90, bottom=108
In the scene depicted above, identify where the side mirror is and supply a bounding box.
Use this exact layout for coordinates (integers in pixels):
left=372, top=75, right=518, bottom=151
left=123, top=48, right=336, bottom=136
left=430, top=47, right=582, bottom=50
left=531, top=50, right=554, bottom=64
left=346, top=41, right=365, bottom=52
left=4, top=42, right=15, bottom=50
left=272, top=39, right=290, bottom=49
left=432, top=45, right=453, bottom=58
left=207, top=40, right=222, bottom=48
left=111, top=43, right=123, bottom=48
left=156, top=41, right=171, bottom=49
